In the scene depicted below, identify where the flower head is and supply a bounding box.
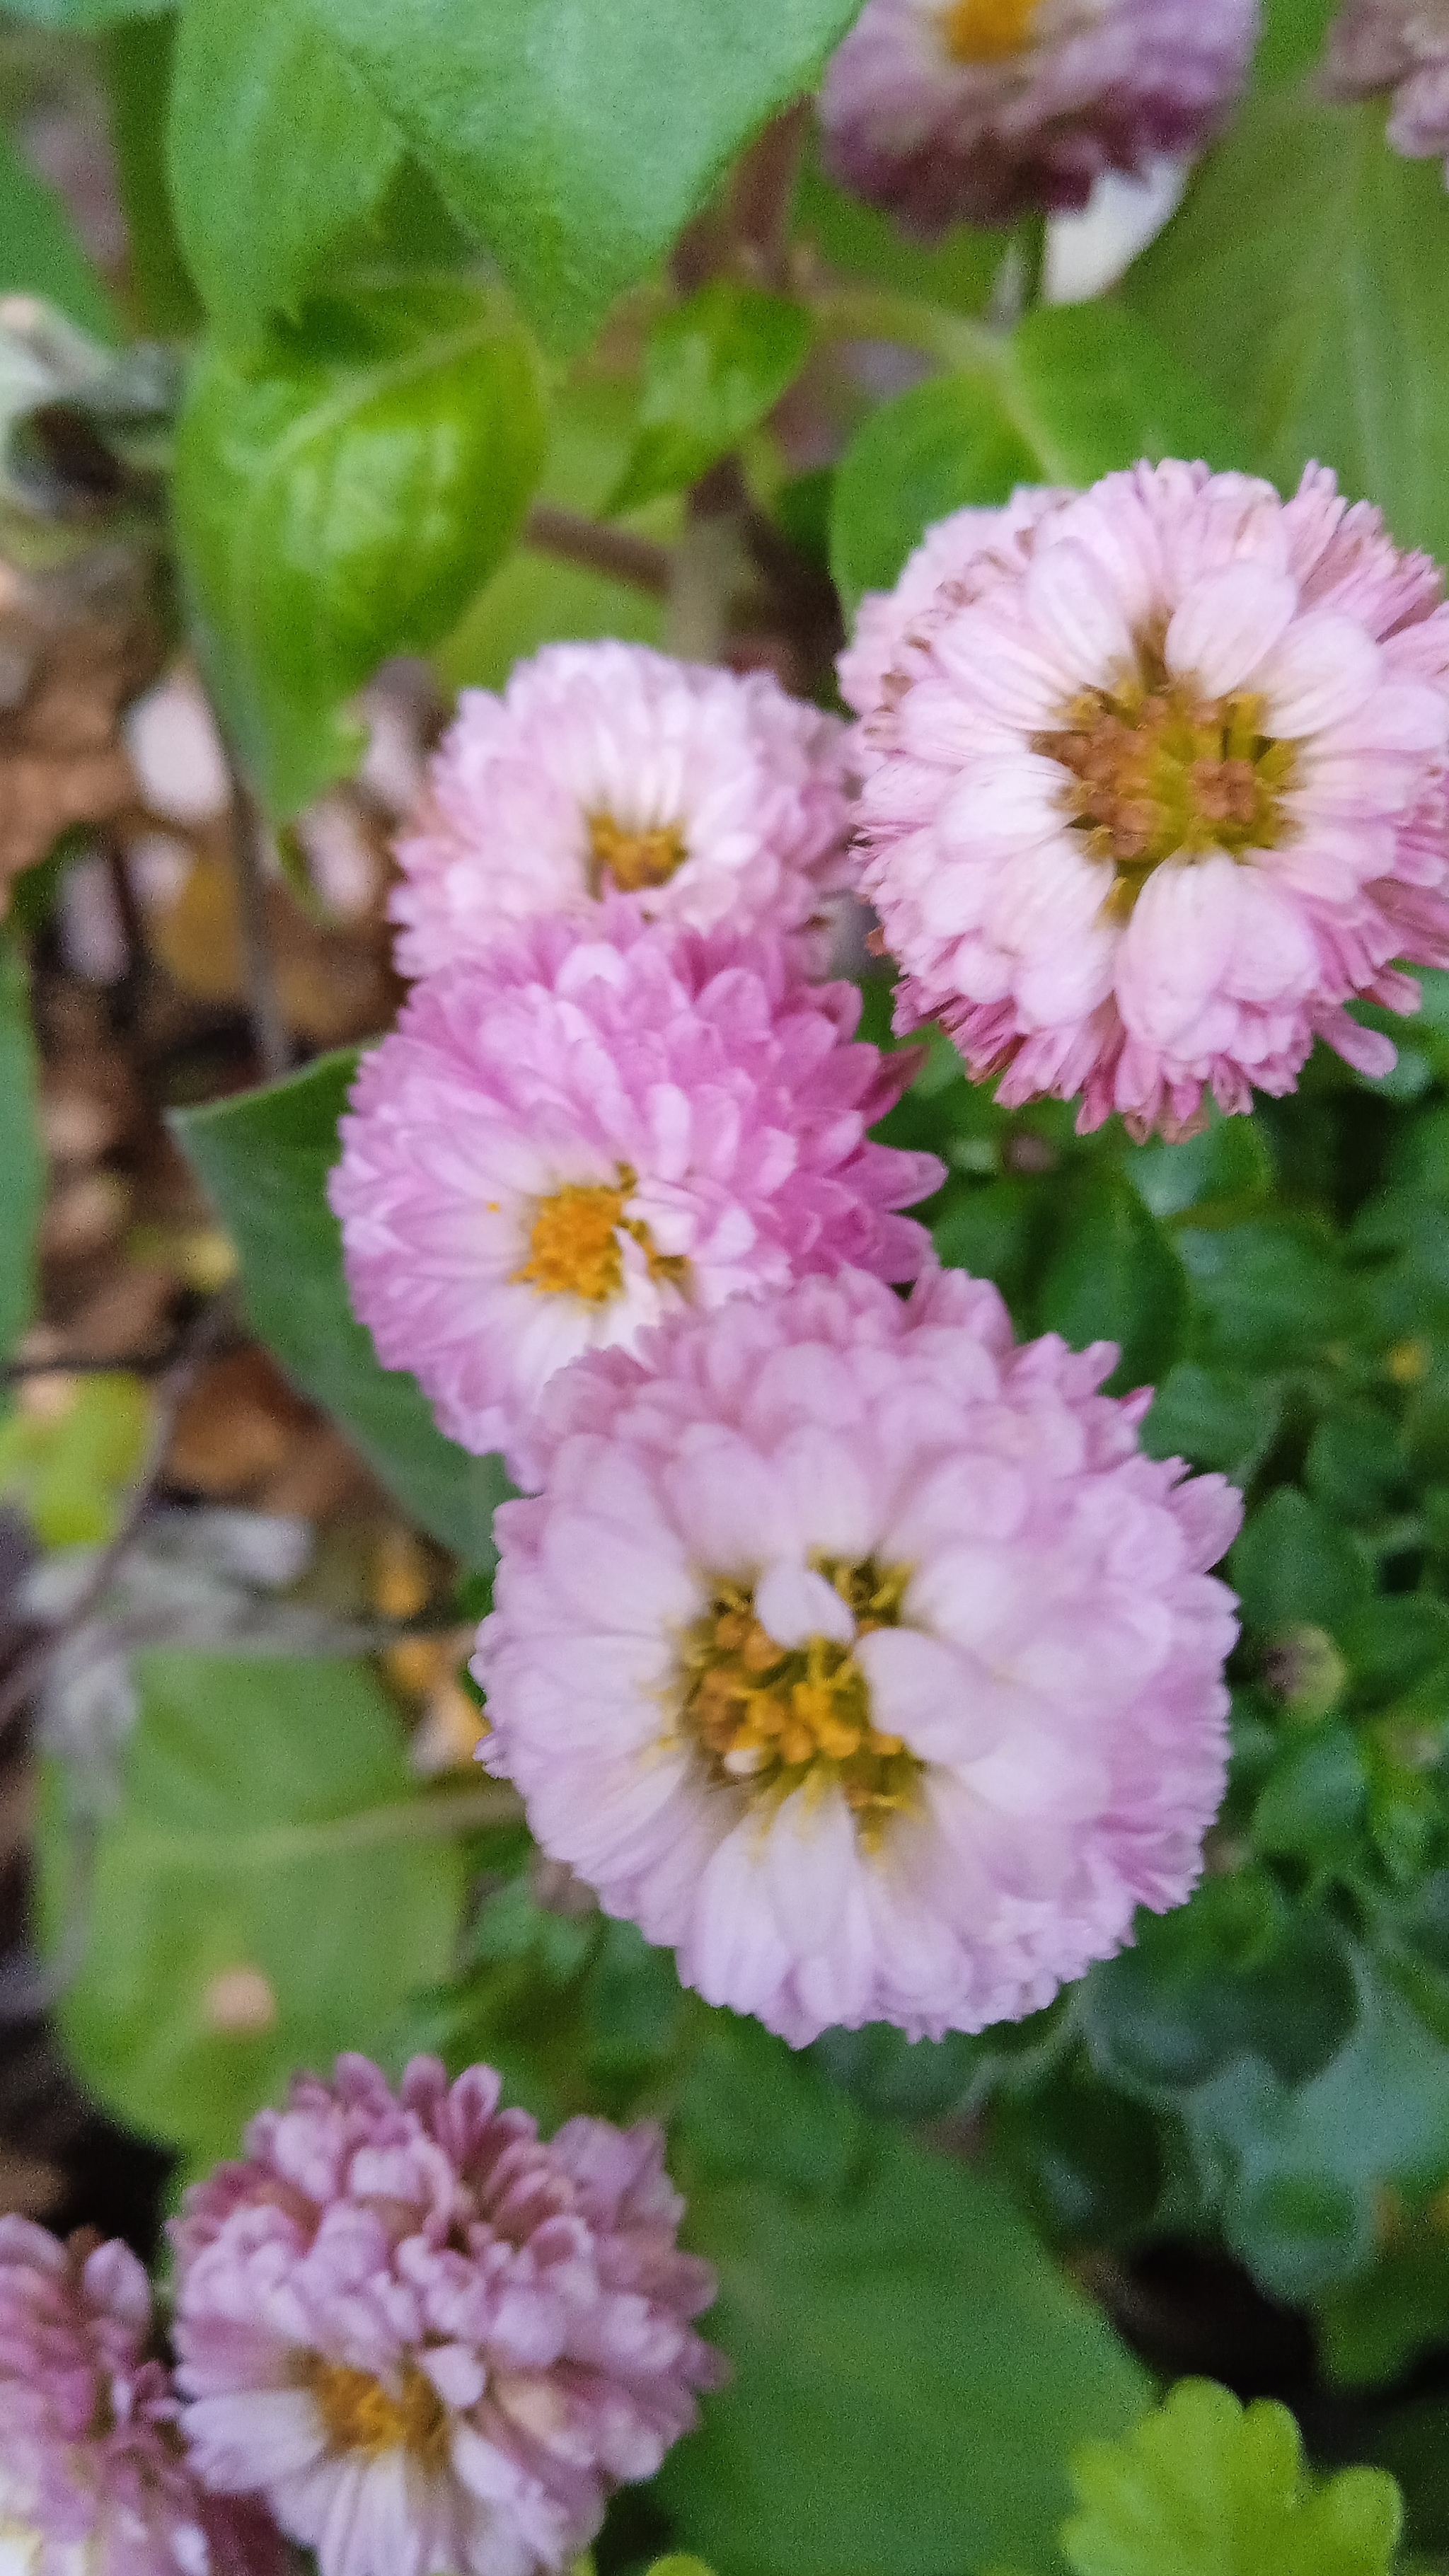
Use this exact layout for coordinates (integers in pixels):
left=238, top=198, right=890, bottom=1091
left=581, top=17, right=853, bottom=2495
left=856, top=461, right=1449, bottom=1138
left=172, top=2055, right=721, bottom=2576
left=473, top=1266, right=1242, bottom=2049
left=390, top=642, right=851, bottom=978
left=329, top=907, right=944, bottom=1486
left=1322, top=2, right=1449, bottom=171
left=837, top=490, right=1066, bottom=733
left=0, top=2217, right=276, bottom=2576
left=819, top=0, right=1258, bottom=233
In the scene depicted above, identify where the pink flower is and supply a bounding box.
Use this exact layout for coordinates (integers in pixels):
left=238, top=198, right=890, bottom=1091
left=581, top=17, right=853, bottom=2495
left=837, top=490, right=1065, bottom=734
left=172, top=2055, right=721, bottom=2576
left=473, top=1266, right=1242, bottom=2050
left=1322, top=2, right=1449, bottom=171
left=390, top=642, right=851, bottom=978
left=857, top=461, right=1449, bottom=1138
left=328, top=907, right=944, bottom=1486
left=820, top=0, right=1258, bottom=233
left=0, top=2217, right=278, bottom=2576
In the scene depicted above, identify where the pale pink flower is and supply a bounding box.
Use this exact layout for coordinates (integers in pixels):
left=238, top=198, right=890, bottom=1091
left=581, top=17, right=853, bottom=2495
left=820, top=0, right=1258, bottom=233
left=328, top=907, right=943, bottom=1486
left=473, top=1266, right=1242, bottom=2050
left=0, top=2217, right=277, bottom=2576
left=1322, top=3, right=1449, bottom=171
left=858, top=460, right=1449, bottom=1138
left=173, top=2055, right=720, bottom=2576
left=837, top=490, right=1065, bottom=734
left=389, top=642, right=851, bottom=978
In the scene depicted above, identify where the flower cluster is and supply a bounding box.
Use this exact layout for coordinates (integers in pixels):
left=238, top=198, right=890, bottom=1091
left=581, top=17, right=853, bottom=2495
left=1322, top=1, right=1449, bottom=174
left=474, top=1266, right=1241, bottom=2046
left=172, top=2055, right=722, bottom=2576
left=820, top=0, right=1259, bottom=233
left=852, top=461, right=1449, bottom=1137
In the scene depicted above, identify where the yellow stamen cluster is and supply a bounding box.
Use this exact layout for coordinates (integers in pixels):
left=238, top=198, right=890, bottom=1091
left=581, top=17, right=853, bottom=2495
left=681, top=1558, right=920, bottom=1840
left=513, top=1166, right=688, bottom=1305
left=587, top=811, right=689, bottom=895
left=1037, top=662, right=1298, bottom=921
left=305, top=2358, right=451, bottom=2466
left=942, top=0, right=1044, bottom=64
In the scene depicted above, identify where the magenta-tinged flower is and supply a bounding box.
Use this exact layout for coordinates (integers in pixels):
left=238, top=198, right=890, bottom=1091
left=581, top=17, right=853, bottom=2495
left=858, top=461, right=1449, bottom=1139
left=1322, top=3, right=1449, bottom=171
left=0, top=2217, right=277, bottom=2576
left=389, top=642, right=851, bottom=979
left=172, top=2055, right=721, bottom=2576
left=328, top=907, right=943, bottom=1486
left=819, top=0, right=1259, bottom=233
left=473, top=1266, right=1242, bottom=2050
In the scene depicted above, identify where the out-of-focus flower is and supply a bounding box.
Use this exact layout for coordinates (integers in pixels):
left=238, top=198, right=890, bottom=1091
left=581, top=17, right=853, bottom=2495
left=328, top=908, right=943, bottom=1486
left=856, top=461, right=1449, bottom=1138
left=389, top=642, right=850, bottom=978
left=1322, top=1, right=1449, bottom=171
left=473, top=1265, right=1242, bottom=2050
left=0, top=2216, right=277, bottom=2576
left=173, top=2055, right=722, bottom=2576
left=819, top=0, right=1258, bottom=233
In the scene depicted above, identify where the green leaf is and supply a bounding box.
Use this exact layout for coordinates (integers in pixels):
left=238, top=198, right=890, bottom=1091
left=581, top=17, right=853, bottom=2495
left=660, top=2029, right=1148, bottom=2576
left=608, top=281, right=812, bottom=514
left=0, top=129, right=121, bottom=340
left=831, top=301, right=1248, bottom=608
left=50, top=1651, right=466, bottom=2171
left=173, top=282, right=545, bottom=816
left=1034, top=1170, right=1188, bottom=1395
left=1252, top=1723, right=1368, bottom=1866
left=0, top=0, right=168, bottom=25
left=1128, top=84, right=1449, bottom=566
left=1141, top=1365, right=1284, bottom=1484
left=792, top=135, right=1005, bottom=317
left=1231, top=1489, right=1373, bottom=1641
left=302, top=0, right=867, bottom=352
left=102, top=18, right=202, bottom=337
left=1125, top=1114, right=1274, bottom=1223
left=0, top=1374, right=149, bottom=1547
left=173, top=1053, right=508, bottom=1564
left=1177, top=1216, right=1358, bottom=1371
left=1061, top=2377, right=1403, bottom=2576
left=0, top=943, right=43, bottom=1365
left=168, top=0, right=406, bottom=341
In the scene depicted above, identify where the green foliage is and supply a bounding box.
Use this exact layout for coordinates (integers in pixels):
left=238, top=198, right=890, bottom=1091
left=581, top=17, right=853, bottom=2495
left=831, top=301, right=1247, bottom=607
left=1035, top=1169, right=1189, bottom=1395
left=0, top=1374, right=149, bottom=1547
left=102, top=18, right=202, bottom=337
left=608, top=282, right=813, bottom=514
left=169, top=0, right=406, bottom=340
left=173, top=281, right=545, bottom=814
left=0, top=945, right=44, bottom=1368
left=173, top=1053, right=509, bottom=1563
left=1060, top=2378, right=1402, bottom=2576
left=282, top=0, right=867, bottom=352
left=48, top=1651, right=466, bottom=2171
left=1129, top=79, right=1449, bottom=566
left=0, top=129, right=122, bottom=339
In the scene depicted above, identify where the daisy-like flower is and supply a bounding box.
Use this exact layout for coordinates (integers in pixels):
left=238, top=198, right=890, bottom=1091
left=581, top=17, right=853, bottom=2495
left=857, top=460, right=1449, bottom=1138
left=1322, top=2, right=1449, bottom=171
left=173, top=2055, right=721, bottom=2576
left=389, top=642, right=851, bottom=979
left=0, top=2217, right=278, bottom=2576
left=328, top=906, right=943, bottom=1486
left=819, top=0, right=1258, bottom=234
left=473, top=1266, right=1242, bottom=2049
left=837, top=490, right=1064, bottom=735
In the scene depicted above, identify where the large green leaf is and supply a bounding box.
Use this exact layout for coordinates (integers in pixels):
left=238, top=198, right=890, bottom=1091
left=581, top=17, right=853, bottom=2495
left=608, top=280, right=813, bottom=514
left=831, top=301, right=1249, bottom=608
left=1034, top=1169, right=1188, bottom=1397
left=103, top=19, right=202, bottom=337
left=1128, top=82, right=1449, bottom=562
left=659, top=2026, right=1147, bottom=2576
left=50, top=1652, right=466, bottom=2171
left=0, top=0, right=167, bottom=23
left=0, top=943, right=44, bottom=1366
left=301, top=0, right=869, bottom=351
left=173, top=1053, right=508, bottom=1564
left=173, top=281, right=545, bottom=815
left=168, top=0, right=405, bottom=340
left=0, top=129, right=121, bottom=340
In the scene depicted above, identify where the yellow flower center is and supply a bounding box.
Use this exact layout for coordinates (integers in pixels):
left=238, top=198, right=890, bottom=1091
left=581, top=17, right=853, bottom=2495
left=587, top=811, right=689, bottom=895
left=942, top=0, right=1044, bottom=62
left=681, top=1559, right=920, bottom=1843
left=304, top=2358, right=451, bottom=2467
left=1035, top=656, right=1300, bottom=922
left=512, top=1166, right=688, bottom=1305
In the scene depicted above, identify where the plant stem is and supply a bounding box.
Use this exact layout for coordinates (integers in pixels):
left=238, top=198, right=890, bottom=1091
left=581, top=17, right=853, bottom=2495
left=524, top=503, right=674, bottom=597
left=225, top=755, right=292, bottom=1085
left=808, top=284, right=997, bottom=373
